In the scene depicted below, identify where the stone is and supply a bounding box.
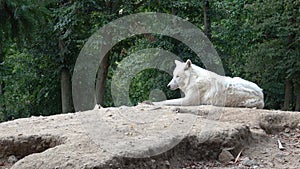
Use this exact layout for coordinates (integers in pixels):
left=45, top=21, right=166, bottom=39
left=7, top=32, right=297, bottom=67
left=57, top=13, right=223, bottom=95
left=7, top=155, right=18, bottom=163
left=259, top=112, right=300, bottom=134
left=242, top=157, right=259, bottom=167
left=218, top=149, right=234, bottom=163
left=242, top=157, right=251, bottom=166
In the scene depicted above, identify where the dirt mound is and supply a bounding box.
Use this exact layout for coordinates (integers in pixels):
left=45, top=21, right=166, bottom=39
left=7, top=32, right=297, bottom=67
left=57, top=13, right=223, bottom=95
left=0, top=105, right=299, bottom=169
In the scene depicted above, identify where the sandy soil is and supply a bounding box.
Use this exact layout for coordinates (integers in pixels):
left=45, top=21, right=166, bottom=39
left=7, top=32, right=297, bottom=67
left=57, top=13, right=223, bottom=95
left=0, top=105, right=299, bottom=169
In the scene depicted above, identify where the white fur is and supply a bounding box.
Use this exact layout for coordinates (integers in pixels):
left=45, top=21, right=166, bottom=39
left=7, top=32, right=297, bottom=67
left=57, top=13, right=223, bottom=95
left=154, top=60, right=264, bottom=108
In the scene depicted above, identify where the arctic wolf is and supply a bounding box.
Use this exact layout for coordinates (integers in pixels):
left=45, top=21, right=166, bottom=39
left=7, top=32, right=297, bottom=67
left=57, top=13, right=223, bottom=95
left=154, top=60, right=264, bottom=108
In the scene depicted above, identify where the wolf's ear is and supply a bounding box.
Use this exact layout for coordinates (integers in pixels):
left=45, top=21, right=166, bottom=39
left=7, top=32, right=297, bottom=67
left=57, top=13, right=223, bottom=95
left=184, top=59, right=192, bottom=70
left=174, top=60, right=181, bottom=65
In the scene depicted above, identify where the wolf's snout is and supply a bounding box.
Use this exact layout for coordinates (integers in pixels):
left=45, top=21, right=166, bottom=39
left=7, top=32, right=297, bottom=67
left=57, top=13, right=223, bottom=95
left=167, top=84, right=170, bottom=88
left=167, top=81, right=173, bottom=89
left=167, top=80, right=178, bottom=90
left=167, top=84, right=173, bottom=90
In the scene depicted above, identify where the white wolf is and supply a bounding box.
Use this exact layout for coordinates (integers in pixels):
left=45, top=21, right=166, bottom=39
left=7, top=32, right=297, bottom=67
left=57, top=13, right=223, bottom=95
left=154, top=59, right=264, bottom=108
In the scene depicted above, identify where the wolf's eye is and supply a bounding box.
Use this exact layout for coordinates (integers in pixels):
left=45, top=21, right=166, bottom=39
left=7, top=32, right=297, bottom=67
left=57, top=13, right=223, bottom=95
left=176, top=75, right=180, bottom=78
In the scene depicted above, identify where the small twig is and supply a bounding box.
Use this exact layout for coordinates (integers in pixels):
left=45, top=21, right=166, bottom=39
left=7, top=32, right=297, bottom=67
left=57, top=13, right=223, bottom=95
left=234, top=148, right=243, bottom=163
left=277, top=139, right=285, bottom=150
left=286, top=142, right=300, bottom=146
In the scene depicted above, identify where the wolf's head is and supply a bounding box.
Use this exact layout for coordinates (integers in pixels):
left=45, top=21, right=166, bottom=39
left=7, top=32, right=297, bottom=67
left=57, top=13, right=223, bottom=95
left=167, top=59, right=192, bottom=91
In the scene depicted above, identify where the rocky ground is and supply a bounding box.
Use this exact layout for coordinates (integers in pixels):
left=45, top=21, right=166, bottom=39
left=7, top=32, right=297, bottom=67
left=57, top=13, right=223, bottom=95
left=181, top=128, right=300, bottom=169
left=0, top=104, right=299, bottom=169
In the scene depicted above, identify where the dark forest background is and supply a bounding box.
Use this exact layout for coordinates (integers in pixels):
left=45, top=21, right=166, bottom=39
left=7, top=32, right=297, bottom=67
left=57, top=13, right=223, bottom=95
left=0, top=0, right=299, bottom=122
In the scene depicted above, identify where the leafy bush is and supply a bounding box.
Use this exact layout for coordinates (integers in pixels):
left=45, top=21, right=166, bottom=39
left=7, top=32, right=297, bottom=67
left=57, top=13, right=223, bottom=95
left=0, top=46, right=61, bottom=121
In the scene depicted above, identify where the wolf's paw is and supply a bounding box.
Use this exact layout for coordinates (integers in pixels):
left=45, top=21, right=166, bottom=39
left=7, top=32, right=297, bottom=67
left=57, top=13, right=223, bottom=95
left=140, top=100, right=154, bottom=105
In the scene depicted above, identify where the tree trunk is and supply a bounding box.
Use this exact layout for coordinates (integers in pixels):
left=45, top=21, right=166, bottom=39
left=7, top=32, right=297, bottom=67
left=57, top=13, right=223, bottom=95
left=61, top=67, right=74, bottom=113
left=95, top=54, right=109, bottom=106
left=295, top=81, right=300, bottom=111
left=282, top=79, right=293, bottom=111
left=203, top=0, right=211, bottom=40
left=0, top=41, right=5, bottom=121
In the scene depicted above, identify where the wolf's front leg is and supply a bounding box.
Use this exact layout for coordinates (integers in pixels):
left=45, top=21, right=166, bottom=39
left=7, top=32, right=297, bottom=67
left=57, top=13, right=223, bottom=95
left=153, top=97, right=195, bottom=106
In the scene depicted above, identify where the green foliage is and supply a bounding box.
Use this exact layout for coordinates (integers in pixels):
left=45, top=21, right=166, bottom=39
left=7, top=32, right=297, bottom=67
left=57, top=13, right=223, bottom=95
left=212, top=0, right=299, bottom=109
left=102, top=34, right=198, bottom=107
left=244, top=0, right=299, bottom=109
left=0, top=46, right=60, bottom=121
left=0, top=0, right=50, bottom=43
left=130, top=69, right=180, bottom=104
left=1, top=0, right=299, bottom=122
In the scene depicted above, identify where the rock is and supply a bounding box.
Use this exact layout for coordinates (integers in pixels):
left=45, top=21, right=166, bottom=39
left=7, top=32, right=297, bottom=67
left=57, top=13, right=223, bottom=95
left=232, top=166, right=244, bottom=169
left=284, top=128, right=290, bottom=133
left=0, top=105, right=299, bottom=169
left=8, top=155, right=18, bottom=163
left=218, top=149, right=234, bottom=163
left=164, top=160, right=170, bottom=167
left=259, top=112, right=300, bottom=134
left=242, top=157, right=259, bottom=167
